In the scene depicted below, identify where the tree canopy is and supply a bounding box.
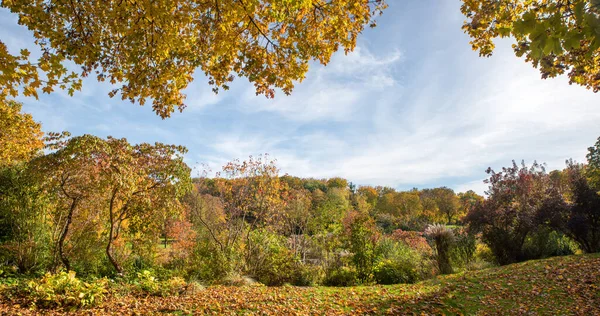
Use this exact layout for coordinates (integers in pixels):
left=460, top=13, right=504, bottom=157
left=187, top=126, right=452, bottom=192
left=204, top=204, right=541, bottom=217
left=1, top=0, right=387, bottom=118
left=0, top=100, right=43, bottom=166
left=462, top=0, right=600, bottom=91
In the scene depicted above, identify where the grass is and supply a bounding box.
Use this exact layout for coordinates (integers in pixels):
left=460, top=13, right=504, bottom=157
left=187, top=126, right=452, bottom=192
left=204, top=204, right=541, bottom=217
left=1, top=253, right=598, bottom=315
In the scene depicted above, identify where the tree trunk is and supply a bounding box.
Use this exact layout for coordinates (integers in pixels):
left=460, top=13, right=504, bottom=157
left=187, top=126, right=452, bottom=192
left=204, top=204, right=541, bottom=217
left=58, top=198, right=78, bottom=271
left=106, top=189, right=123, bottom=275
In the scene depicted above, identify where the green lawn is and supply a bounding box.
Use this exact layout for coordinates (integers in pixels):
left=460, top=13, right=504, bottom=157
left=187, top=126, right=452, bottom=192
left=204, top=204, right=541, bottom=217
left=2, top=254, right=598, bottom=315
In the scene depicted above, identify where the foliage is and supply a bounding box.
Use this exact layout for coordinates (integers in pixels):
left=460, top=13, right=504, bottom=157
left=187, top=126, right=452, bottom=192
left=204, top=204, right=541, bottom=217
left=587, top=136, right=600, bottom=189
left=322, top=265, right=357, bottom=287
left=0, top=100, right=43, bottom=167
left=246, top=229, right=299, bottom=286
left=1, top=0, right=387, bottom=117
left=0, top=164, right=52, bottom=273
left=391, top=229, right=432, bottom=254
left=4, top=271, right=107, bottom=309
left=129, top=270, right=188, bottom=297
left=424, top=224, right=455, bottom=274
left=540, top=162, right=600, bottom=253
left=465, top=161, right=549, bottom=265
left=2, top=254, right=598, bottom=314
left=450, top=228, right=476, bottom=269
left=343, top=210, right=379, bottom=283
left=461, top=0, right=600, bottom=92
left=521, top=228, right=578, bottom=260
left=373, top=238, right=421, bottom=285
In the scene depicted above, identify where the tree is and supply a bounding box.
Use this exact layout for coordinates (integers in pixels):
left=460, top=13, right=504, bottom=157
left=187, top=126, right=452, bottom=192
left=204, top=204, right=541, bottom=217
left=457, top=190, right=484, bottom=222
left=33, top=135, right=109, bottom=271
left=540, top=162, right=600, bottom=253
left=587, top=136, right=600, bottom=189
left=343, top=209, right=379, bottom=282
left=461, top=0, right=600, bottom=92
left=432, top=187, right=460, bottom=225
left=187, top=156, right=286, bottom=274
left=465, top=161, right=549, bottom=265
left=0, top=163, right=53, bottom=273
left=0, top=100, right=43, bottom=166
left=1, top=0, right=387, bottom=118
left=100, top=138, right=192, bottom=274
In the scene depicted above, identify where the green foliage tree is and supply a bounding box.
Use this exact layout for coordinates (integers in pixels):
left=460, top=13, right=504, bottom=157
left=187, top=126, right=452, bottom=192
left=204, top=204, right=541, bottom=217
left=462, top=0, right=600, bottom=91
left=587, top=136, right=600, bottom=189
left=540, top=162, right=600, bottom=253
left=0, top=163, right=53, bottom=273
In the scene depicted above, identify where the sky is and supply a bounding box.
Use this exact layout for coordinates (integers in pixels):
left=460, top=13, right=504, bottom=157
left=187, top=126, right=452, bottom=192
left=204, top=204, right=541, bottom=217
left=2, top=1, right=600, bottom=195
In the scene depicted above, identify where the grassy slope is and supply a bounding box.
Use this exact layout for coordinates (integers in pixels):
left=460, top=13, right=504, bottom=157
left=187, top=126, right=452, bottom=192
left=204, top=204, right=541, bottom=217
left=1, top=254, right=599, bottom=315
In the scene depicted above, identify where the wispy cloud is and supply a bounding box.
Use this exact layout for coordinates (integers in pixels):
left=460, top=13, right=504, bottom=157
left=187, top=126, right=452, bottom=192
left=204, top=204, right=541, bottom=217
left=2, top=2, right=599, bottom=195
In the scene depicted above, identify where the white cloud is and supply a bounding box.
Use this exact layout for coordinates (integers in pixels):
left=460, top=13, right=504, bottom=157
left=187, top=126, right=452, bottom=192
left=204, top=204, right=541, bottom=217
left=239, top=46, right=402, bottom=122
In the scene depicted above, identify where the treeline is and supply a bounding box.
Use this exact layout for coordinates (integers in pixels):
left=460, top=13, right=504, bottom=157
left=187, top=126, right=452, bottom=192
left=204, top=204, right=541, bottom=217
left=1, top=100, right=600, bottom=289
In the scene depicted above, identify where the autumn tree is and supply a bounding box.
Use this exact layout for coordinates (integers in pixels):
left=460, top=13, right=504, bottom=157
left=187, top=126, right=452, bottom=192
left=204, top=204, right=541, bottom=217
left=100, top=138, right=192, bottom=274
left=0, top=100, right=43, bottom=166
left=432, top=187, right=460, bottom=225
left=462, top=0, right=600, bottom=91
left=1, top=0, right=387, bottom=117
left=465, top=161, right=550, bottom=265
left=33, top=135, right=109, bottom=271
left=457, top=190, right=484, bottom=222
left=187, top=156, right=286, bottom=274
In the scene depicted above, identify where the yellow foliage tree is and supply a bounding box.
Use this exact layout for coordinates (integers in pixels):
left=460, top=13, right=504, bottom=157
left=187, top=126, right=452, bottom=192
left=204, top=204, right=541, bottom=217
left=1, top=0, right=387, bottom=118
left=0, top=100, right=43, bottom=166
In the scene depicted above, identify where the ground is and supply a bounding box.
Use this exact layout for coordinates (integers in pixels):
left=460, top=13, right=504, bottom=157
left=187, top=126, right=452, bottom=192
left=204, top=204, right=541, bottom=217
left=1, top=254, right=598, bottom=315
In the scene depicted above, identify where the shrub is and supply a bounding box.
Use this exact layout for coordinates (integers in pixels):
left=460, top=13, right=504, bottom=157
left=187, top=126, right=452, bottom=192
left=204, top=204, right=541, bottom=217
left=129, top=270, right=191, bottom=296
left=474, top=242, right=495, bottom=263
left=373, top=238, right=421, bottom=285
left=391, top=229, right=432, bottom=254
left=451, top=228, right=476, bottom=268
left=219, top=272, right=257, bottom=286
left=322, top=265, right=357, bottom=287
left=185, top=242, right=231, bottom=283
left=289, top=264, right=322, bottom=286
left=6, top=271, right=107, bottom=309
left=247, top=229, right=300, bottom=286
left=522, top=228, right=578, bottom=260
left=425, top=224, right=455, bottom=274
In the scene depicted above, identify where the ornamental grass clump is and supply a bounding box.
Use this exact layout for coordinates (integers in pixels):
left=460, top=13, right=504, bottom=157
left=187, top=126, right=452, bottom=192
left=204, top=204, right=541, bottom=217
left=425, top=224, right=455, bottom=274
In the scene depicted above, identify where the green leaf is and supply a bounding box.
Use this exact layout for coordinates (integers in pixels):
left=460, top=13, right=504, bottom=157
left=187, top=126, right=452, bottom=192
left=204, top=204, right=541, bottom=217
left=574, top=2, right=585, bottom=22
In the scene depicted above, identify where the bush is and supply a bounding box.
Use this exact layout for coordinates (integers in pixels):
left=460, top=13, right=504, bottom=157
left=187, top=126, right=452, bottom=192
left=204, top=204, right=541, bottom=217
left=373, top=259, right=418, bottom=285
left=129, top=270, right=189, bottom=296
left=474, top=242, right=495, bottom=263
left=373, top=238, right=421, bottom=285
left=5, top=271, right=107, bottom=309
left=289, top=264, right=322, bottom=286
left=247, top=229, right=301, bottom=286
left=185, top=242, right=231, bottom=283
left=522, top=229, right=578, bottom=260
left=451, top=228, right=476, bottom=269
left=322, top=265, right=357, bottom=287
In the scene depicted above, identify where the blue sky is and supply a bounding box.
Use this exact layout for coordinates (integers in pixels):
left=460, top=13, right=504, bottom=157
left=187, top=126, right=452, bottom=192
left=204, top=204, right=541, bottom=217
left=2, top=1, right=600, bottom=195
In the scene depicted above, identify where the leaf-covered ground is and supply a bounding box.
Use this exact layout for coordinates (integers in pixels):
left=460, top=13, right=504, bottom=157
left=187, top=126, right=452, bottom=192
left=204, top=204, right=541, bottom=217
left=1, top=254, right=599, bottom=315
